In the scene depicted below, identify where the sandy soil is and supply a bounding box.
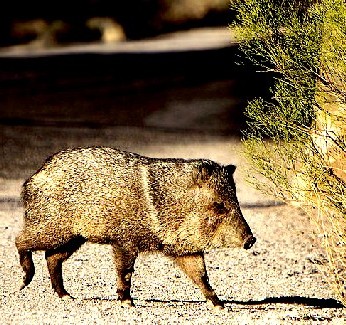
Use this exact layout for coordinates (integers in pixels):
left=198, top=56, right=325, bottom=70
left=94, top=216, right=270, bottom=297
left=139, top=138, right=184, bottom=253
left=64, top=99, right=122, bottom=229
left=0, top=125, right=345, bottom=324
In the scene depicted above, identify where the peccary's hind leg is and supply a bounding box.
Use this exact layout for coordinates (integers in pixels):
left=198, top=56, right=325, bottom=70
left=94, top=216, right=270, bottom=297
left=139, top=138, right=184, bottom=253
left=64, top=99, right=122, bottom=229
left=112, top=245, right=138, bottom=307
left=15, top=232, right=36, bottom=289
left=18, top=250, right=35, bottom=289
left=45, top=236, right=86, bottom=298
left=173, top=252, right=224, bottom=309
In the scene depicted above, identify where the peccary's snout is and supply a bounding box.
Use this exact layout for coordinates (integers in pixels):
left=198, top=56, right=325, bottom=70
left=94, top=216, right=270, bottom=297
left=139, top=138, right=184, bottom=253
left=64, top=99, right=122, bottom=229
left=243, top=235, right=256, bottom=250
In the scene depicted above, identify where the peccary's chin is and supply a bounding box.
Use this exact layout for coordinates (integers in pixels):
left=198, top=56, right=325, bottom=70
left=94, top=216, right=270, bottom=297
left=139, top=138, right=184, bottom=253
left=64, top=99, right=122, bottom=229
left=210, top=218, right=253, bottom=249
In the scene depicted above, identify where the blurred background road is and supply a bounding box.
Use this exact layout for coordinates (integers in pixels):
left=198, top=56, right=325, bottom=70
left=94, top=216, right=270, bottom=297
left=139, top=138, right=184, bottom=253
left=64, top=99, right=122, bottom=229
left=0, top=0, right=272, bottom=137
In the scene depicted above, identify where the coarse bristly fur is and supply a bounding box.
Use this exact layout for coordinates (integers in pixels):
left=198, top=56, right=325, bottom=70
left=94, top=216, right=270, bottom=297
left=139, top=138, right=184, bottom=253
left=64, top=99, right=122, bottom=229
left=15, top=146, right=255, bottom=309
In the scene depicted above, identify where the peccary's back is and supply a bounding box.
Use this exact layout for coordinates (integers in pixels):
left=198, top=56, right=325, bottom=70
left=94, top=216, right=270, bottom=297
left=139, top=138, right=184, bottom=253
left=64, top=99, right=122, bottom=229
left=22, top=147, right=153, bottom=244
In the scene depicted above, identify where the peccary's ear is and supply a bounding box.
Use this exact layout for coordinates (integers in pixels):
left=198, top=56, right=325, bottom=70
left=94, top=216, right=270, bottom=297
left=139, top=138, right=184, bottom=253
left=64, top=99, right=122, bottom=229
left=193, top=161, right=215, bottom=185
left=225, top=164, right=236, bottom=175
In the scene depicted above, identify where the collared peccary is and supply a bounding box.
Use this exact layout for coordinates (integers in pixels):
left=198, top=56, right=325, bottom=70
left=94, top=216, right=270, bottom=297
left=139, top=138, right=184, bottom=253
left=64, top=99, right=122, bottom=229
left=15, top=147, right=256, bottom=308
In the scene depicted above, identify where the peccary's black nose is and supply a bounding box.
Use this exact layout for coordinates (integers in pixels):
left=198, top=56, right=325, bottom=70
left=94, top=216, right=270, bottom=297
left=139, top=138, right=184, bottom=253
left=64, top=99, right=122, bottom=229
left=244, top=236, right=256, bottom=250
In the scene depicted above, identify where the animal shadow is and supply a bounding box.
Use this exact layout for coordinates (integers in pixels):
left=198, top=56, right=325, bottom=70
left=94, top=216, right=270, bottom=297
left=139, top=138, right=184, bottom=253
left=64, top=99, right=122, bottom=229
left=144, top=296, right=343, bottom=309
left=83, top=296, right=343, bottom=309
left=227, top=296, right=343, bottom=309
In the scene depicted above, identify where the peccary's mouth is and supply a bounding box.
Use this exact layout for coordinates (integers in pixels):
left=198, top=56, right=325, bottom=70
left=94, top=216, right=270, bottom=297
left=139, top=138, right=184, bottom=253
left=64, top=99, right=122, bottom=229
left=244, top=235, right=256, bottom=250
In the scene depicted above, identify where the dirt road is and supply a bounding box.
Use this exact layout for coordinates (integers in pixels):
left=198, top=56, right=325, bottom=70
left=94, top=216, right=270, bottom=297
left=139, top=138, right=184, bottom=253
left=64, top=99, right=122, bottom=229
left=1, top=125, right=345, bottom=324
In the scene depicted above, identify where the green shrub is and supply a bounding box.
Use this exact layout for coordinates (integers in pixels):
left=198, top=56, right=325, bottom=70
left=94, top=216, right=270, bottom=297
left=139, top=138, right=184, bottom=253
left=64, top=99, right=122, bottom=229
left=231, top=0, right=346, bottom=304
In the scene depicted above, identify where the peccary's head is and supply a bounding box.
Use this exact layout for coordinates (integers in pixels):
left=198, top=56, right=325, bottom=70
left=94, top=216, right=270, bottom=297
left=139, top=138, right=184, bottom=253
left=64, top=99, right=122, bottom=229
left=190, top=161, right=256, bottom=251
left=148, top=159, right=255, bottom=254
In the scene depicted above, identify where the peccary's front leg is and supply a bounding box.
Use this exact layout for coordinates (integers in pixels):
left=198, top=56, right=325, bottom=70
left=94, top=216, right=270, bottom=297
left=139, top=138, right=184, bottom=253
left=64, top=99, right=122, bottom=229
left=173, top=252, right=224, bottom=309
left=112, top=245, right=138, bottom=307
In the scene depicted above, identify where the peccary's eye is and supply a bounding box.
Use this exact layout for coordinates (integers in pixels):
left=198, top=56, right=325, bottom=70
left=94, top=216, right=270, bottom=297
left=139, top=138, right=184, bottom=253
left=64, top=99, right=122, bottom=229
left=212, top=202, right=227, bottom=214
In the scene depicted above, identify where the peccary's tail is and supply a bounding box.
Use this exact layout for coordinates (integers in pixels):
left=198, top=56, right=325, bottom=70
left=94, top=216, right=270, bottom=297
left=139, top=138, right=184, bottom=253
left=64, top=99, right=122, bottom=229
left=15, top=234, right=35, bottom=289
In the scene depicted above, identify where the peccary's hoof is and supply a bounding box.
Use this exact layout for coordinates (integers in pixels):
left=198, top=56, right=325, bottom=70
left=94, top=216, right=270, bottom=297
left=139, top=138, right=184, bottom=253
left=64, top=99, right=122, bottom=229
left=19, top=277, right=29, bottom=290
left=61, top=294, right=75, bottom=301
left=19, top=281, right=27, bottom=290
left=20, top=273, right=34, bottom=290
left=206, top=299, right=224, bottom=311
left=120, top=299, right=134, bottom=307
left=212, top=304, right=225, bottom=312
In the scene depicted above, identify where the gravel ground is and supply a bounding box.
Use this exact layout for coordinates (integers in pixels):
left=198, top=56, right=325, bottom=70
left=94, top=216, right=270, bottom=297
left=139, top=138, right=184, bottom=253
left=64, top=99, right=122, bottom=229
left=1, top=125, right=345, bottom=324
